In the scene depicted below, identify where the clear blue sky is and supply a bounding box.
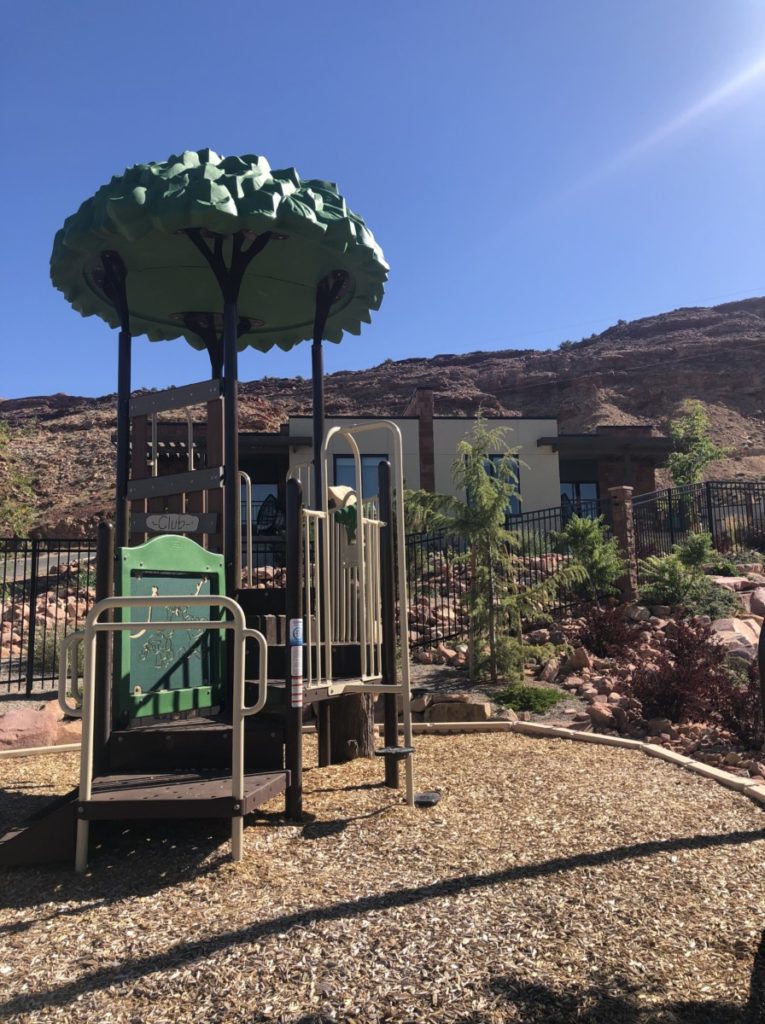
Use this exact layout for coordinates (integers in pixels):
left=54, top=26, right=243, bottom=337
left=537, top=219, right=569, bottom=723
left=1, top=0, right=764, bottom=399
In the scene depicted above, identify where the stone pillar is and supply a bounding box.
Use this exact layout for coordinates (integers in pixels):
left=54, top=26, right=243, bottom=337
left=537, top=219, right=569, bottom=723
left=403, top=387, right=435, bottom=492
left=608, top=485, right=638, bottom=603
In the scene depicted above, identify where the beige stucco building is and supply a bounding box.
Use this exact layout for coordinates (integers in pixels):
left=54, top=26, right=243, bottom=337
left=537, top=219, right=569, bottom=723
left=287, top=413, right=561, bottom=513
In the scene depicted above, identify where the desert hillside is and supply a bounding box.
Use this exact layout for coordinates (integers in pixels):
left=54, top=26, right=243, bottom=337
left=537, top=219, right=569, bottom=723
left=2, top=297, right=764, bottom=536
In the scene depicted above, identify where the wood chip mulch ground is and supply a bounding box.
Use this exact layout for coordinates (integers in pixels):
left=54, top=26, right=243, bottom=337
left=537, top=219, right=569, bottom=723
left=1, top=734, right=765, bottom=1023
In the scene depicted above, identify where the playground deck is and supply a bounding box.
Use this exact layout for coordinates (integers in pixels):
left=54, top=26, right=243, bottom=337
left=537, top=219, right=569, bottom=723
left=1, top=732, right=763, bottom=1023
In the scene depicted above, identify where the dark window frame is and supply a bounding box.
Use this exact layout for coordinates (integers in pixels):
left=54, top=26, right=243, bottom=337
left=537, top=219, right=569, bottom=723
left=333, top=453, right=390, bottom=498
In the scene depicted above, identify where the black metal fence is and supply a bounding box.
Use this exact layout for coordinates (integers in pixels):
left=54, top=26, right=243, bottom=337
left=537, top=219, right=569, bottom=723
left=405, top=529, right=470, bottom=649
left=1, top=537, right=99, bottom=695
left=633, top=481, right=765, bottom=562
left=9, top=484, right=761, bottom=680
left=405, top=497, right=612, bottom=648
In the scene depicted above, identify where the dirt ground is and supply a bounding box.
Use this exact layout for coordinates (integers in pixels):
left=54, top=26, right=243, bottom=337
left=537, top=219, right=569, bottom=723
left=1, top=732, right=764, bottom=1023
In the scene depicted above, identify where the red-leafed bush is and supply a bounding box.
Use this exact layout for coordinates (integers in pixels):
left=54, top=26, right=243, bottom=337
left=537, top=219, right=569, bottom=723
left=630, top=620, right=764, bottom=746
left=575, top=603, right=642, bottom=659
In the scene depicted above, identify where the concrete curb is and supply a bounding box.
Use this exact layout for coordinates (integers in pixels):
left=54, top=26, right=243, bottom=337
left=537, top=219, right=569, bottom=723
left=2, top=723, right=761, bottom=809
left=0, top=742, right=81, bottom=759
left=399, top=720, right=765, bottom=807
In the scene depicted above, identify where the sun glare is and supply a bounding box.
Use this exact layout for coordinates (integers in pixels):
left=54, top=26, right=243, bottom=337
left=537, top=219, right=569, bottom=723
left=550, top=48, right=765, bottom=205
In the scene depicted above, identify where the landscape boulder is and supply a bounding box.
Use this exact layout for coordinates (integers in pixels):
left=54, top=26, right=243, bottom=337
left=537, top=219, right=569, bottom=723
left=0, top=699, right=79, bottom=750
left=711, top=617, right=761, bottom=661
left=425, top=698, right=492, bottom=723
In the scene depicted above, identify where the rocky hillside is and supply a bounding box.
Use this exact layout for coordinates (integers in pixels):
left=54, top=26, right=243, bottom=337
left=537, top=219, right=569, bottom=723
left=2, top=297, right=764, bottom=535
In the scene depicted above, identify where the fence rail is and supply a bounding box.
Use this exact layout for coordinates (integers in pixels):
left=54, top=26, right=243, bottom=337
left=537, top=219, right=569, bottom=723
left=5, top=482, right=765, bottom=689
left=405, top=496, right=612, bottom=649
left=1, top=538, right=98, bottom=694
left=633, top=481, right=765, bottom=565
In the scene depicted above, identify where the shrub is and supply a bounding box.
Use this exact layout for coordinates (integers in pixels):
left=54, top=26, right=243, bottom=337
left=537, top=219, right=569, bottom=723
left=683, top=576, right=741, bottom=620
left=675, top=532, right=714, bottom=568
left=630, top=620, right=731, bottom=722
left=575, top=604, right=642, bottom=658
left=638, top=553, right=741, bottom=619
left=638, top=553, right=696, bottom=606
left=495, top=682, right=566, bottom=714
left=476, top=634, right=525, bottom=685
left=718, top=660, right=763, bottom=748
left=630, top=619, right=763, bottom=744
left=552, top=515, right=625, bottom=602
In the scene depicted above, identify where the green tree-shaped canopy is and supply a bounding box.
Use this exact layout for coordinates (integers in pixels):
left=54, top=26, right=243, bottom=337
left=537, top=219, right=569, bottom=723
left=50, top=149, right=388, bottom=353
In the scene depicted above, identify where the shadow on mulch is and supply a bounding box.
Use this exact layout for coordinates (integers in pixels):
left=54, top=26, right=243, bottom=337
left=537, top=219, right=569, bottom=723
left=452, top=967, right=763, bottom=1024
left=2, top=824, right=763, bottom=1022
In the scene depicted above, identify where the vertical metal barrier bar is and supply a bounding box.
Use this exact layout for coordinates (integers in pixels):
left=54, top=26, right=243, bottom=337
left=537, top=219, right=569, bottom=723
left=379, top=460, right=399, bottom=787
left=93, top=522, right=115, bottom=776
left=706, top=482, right=717, bottom=551
left=285, top=477, right=303, bottom=821
left=24, top=538, right=39, bottom=694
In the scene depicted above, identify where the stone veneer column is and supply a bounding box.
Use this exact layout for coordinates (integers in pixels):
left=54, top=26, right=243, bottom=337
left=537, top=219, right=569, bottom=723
left=403, top=387, right=435, bottom=492
left=608, top=485, right=638, bottom=603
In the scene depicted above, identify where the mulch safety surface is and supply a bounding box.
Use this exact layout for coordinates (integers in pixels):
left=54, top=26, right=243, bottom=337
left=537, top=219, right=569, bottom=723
left=1, top=734, right=764, bottom=1023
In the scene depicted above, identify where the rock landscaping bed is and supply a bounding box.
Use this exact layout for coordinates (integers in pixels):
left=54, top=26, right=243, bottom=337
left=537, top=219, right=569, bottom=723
left=2, top=734, right=765, bottom=1023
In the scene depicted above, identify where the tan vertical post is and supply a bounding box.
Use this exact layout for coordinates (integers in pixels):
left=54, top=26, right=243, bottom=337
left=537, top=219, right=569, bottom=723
left=608, top=485, right=638, bottom=603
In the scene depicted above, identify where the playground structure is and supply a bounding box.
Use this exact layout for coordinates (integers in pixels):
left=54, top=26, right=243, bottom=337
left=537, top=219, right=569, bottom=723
left=0, top=150, right=414, bottom=871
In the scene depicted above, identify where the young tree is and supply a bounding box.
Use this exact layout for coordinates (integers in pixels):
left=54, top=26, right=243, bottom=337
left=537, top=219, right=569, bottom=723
left=667, top=400, right=730, bottom=485
left=424, top=419, right=585, bottom=684
left=551, top=514, right=626, bottom=605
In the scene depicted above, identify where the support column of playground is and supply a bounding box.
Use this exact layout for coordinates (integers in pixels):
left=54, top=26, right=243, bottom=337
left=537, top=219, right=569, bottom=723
left=379, top=459, right=400, bottom=788
left=311, top=272, right=346, bottom=768
left=285, top=477, right=303, bottom=819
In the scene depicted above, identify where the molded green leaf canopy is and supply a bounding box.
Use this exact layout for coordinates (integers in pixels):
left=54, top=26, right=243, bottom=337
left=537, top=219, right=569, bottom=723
left=50, top=149, right=388, bottom=352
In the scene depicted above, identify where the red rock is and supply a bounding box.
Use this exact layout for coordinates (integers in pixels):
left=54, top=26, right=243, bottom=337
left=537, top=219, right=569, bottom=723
left=611, top=706, right=629, bottom=733
left=0, top=704, right=60, bottom=750
left=423, top=701, right=490, bottom=723
left=586, top=704, right=615, bottom=729
left=566, top=647, right=592, bottom=671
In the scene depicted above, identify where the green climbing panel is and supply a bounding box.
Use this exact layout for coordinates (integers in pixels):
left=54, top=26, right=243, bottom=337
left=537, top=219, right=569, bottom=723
left=116, top=536, right=226, bottom=722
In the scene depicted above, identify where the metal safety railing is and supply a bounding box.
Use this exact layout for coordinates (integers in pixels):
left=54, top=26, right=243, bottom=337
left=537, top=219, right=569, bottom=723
left=59, top=594, right=267, bottom=872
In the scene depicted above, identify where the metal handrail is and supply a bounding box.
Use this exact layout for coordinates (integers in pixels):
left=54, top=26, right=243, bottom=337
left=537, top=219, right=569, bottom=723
left=238, top=470, right=253, bottom=587
left=58, top=631, right=85, bottom=718
left=70, top=594, right=267, bottom=872
left=320, top=420, right=414, bottom=804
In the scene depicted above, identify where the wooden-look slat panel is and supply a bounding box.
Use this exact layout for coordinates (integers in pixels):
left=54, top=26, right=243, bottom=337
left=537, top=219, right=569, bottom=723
left=127, top=466, right=223, bottom=501
left=129, top=414, right=150, bottom=545
left=129, top=379, right=223, bottom=417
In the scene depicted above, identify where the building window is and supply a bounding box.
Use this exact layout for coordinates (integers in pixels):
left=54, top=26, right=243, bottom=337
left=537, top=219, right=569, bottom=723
left=561, top=481, right=600, bottom=517
left=334, top=454, right=389, bottom=499
left=485, top=454, right=521, bottom=517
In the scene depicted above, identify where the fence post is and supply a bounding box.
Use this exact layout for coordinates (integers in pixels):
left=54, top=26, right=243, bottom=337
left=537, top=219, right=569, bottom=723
left=24, top=538, right=39, bottom=695
left=705, top=482, right=717, bottom=549
left=608, top=486, right=638, bottom=604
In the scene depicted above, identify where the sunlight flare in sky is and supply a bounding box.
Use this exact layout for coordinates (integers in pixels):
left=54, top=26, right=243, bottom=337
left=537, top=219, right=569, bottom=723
left=611, top=50, right=765, bottom=169
left=559, top=49, right=765, bottom=200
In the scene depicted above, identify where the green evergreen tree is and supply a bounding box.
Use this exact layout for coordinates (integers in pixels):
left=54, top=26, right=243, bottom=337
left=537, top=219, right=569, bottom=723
left=667, top=400, right=729, bottom=485
left=408, top=419, right=585, bottom=683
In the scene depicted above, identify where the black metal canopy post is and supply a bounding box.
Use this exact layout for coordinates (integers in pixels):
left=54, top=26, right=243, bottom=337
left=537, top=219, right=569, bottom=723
left=93, top=520, right=115, bottom=774
left=183, top=230, right=272, bottom=599
left=101, top=251, right=132, bottom=549
left=222, top=299, right=240, bottom=600
left=311, top=273, right=347, bottom=767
